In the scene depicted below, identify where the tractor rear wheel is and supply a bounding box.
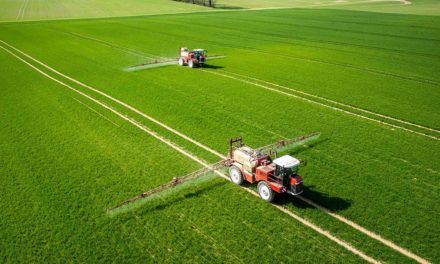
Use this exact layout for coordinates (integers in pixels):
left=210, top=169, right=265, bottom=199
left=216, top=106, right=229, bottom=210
left=178, top=58, right=185, bottom=66
left=229, top=166, right=243, bottom=185
left=257, top=181, right=275, bottom=202
left=188, top=60, right=194, bottom=68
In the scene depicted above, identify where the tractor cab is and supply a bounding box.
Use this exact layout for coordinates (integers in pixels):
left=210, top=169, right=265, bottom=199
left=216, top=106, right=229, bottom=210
left=192, top=49, right=206, bottom=57
left=273, top=155, right=300, bottom=178
left=273, top=155, right=303, bottom=194
left=192, top=49, right=206, bottom=62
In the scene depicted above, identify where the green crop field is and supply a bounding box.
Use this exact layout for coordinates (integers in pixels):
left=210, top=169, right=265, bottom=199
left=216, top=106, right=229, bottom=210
left=0, top=0, right=211, bottom=22
left=2, top=0, right=439, bottom=22
left=216, top=0, right=440, bottom=15
left=1, top=0, right=439, bottom=263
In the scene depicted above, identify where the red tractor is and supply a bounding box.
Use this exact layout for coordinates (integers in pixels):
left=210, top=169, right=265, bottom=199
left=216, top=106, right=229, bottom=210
left=226, top=137, right=304, bottom=202
left=108, top=133, right=319, bottom=211
left=178, top=47, right=207, bottom=68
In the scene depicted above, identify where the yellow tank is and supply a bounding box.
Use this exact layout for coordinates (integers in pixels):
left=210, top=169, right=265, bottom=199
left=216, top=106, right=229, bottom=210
left=233, top=146, right=258, bottom=173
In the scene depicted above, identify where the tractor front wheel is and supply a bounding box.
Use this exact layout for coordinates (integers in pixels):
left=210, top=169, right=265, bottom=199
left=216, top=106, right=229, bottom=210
left=229, top=166, right=243, bottom=185
left=257, top=181, right=275, bottom=202
left=188, top=60, right=195, bottom=68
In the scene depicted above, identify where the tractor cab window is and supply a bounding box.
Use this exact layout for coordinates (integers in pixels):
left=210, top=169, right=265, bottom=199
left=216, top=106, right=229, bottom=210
left=275, top=165, right=298, bottom=179
left=193, top=50, right=206, bottom=57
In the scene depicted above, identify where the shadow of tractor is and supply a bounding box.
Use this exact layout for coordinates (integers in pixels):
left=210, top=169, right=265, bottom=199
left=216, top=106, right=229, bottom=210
left=274, top=137, right=351, bottom=212
left=275, top=185, right=352, bottom=212
left=201, top=64, right=224, bottom=69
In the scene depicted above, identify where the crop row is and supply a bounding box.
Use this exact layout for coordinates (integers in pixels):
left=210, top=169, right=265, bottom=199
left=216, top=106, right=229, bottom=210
left=0, top=47, right=367, bottom=262
left=2, top=38, right=434, bottom=262
left=0, top=0, right=210, bottom=22
left=1, top=8, right=439, bottom=262
left=4, top=8, right=437, bottom=128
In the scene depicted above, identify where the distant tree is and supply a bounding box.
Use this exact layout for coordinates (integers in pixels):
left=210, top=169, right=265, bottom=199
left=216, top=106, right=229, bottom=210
left=174, top=0, right=215, bottom=7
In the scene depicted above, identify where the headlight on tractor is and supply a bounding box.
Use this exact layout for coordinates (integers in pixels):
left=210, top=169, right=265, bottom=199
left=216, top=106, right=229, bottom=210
left=291, top=183, right=303, bottom=195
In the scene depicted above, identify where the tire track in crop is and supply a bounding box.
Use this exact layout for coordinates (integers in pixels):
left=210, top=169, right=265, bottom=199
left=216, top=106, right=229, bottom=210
left=250, top=48, right=440, bottom=85
left=256, top=14, right=438, bottom=42
left=213, top=16, right=440, bottom=43
left=135, top=19, right=439, bottom=84
left=62, top=30, right=439, bottom=135
left=15, top=0, right=23, bottom=20
left=103, top=20, right=440, bottom=90
left=1, top=39, right=433, bottom=263
left=200, top=192, right=348, bottom=262
left=66, top=32, right=167, bottom=61
left=202, top=70, right=439, bottom=141
left=0, top=2, right=415, bottom=24
left=20, top=0, right=29, bottom=20
left=156, top=17, right=440, bottom=61
left=295, top=195, right=431, bottom=264
left=0, top=40, right=224, bottom=160
left=0, top=41, right=381, bottom=264
left=261, top=12, right=440, bottom=31
left=0, top=42, right=211, bottom=171
left=15, top=0, right=28, bottom=20
left=219, top=70, right=440, bottom=135
left=391, top=157, right=440, bottom=176
left=71, top=97, right=121, bottom=128
left=199, top=70, right=434, bottom=264
left=63, top=28, right=440, bottom=117
left=111, top=20, right=440, bottom=88
left=240, top=45, right=440, bottom=85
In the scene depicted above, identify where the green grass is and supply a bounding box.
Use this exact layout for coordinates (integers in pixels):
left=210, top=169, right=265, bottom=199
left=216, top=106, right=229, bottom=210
left=329, top=0, right=440, bottom=16
left=1, top=0, right=439, bottom=23
left=2, top=9, right=437, bottom=130
left=0, top=48, right=365, bottom=262
left=216, top=0, right=349, bottom=9
left=216, top=0, right=440, bottom=15
left=1, top=3, right=439, bottom=264
left=0, top=0, right=210, bottom=22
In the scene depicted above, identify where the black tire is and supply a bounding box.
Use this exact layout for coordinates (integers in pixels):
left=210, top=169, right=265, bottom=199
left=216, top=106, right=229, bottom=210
left=229, top=166, right=243, bottom=185
left=257, top=181, right=275, bottom=202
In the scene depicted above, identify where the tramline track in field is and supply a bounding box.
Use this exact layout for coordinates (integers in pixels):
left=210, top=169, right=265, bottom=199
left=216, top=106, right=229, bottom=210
left=202, top=69, right=439, bottom=141
left=0, top=40, right=382, bottom=264
left=0, top=39, right=432, bottom=264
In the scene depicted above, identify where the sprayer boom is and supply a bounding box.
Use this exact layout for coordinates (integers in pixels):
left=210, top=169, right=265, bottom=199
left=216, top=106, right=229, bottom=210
left=108, top=160, right=225, bottom=211
left=108, top=132, right=320, bottom=211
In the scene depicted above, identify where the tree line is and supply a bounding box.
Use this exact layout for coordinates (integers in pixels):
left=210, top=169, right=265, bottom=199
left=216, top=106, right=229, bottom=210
left=173, top=0, right=216, bottom=7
